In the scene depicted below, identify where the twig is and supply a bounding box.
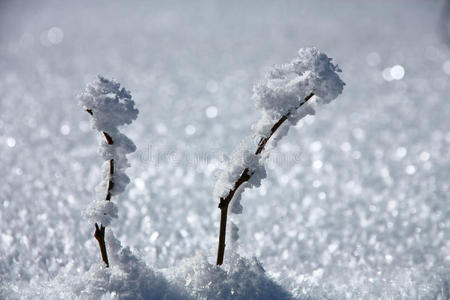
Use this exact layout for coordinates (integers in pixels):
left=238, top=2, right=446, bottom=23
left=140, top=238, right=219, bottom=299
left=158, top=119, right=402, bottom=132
left=216, top=92, right=314, bottom=265
left=86, top=109, right=114, bottom=267
left=94, top=223, right=109, bottom=267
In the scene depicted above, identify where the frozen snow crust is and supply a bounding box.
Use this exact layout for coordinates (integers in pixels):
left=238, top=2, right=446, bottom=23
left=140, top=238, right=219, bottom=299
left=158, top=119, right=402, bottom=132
left=1, top=0, right=449, bottom=299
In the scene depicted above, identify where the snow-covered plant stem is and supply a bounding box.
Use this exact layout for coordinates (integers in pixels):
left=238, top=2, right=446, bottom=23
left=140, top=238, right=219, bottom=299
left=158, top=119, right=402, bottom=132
left=215, top=48, right=345, bottom=265
left=86, top=109, right=113, bottom=267
left=79, top=76, right=138, bottom=268
left=216, top=92, right=314, bottom=265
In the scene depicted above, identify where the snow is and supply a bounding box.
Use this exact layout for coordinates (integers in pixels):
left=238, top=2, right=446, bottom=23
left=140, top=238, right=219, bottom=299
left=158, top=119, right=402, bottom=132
left=70, top=230, right=187, bottom=300
left=1, top=0, right=450, bottom=299
left=172, top=254, right=293, bottom=300
left=213, top=142, right=266, bottom=214
left=253, top=47, right=344, bottom=121
left=78, top=76, right=138, bottom=133
left=83, top=200, right=118, bottom=227
left=252, top=48, right=343, bottom=149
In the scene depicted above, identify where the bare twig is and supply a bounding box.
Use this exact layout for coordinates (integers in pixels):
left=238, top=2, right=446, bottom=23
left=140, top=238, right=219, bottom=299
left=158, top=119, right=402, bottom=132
left=86, top=109, right=114, bottom=267
left=94, top=223, right=109, bottom=267
left=216, top=92, right=314, bottom=265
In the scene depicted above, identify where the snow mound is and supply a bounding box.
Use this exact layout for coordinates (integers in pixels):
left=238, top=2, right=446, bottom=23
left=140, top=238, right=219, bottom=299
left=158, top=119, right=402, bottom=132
left=172, top=253, right=293, bottom=300
left=71, top=230, right=187, bottom=300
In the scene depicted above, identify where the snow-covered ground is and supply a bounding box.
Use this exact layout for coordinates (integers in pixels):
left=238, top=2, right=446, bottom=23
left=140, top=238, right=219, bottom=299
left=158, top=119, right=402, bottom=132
left=1, top=0, right=449, bottom=299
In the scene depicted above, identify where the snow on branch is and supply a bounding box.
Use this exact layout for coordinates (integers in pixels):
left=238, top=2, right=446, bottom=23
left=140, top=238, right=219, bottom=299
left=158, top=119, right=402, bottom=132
left=252, top=47, right=344, bottom=142
left=215, top=47, right=345, bottom=265
left=78, top=75, right=139, bottom=267
left=79, top=75, right=138, bottom=133
left=214, top=142, right=267, bottom=214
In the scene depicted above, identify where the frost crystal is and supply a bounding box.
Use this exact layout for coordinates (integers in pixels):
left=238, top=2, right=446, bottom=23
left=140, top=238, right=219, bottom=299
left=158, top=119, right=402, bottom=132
left=78, top=76, right=139, bottom=225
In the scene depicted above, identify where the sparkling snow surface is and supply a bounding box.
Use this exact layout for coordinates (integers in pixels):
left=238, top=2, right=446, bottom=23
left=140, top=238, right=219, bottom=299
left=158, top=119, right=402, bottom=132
left=1, top=1, right=449, bottom=299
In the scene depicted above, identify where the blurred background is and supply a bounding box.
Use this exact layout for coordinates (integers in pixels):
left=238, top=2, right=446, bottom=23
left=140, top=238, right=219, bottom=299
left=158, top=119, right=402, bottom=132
left=0, top=0, right=449, bottom=298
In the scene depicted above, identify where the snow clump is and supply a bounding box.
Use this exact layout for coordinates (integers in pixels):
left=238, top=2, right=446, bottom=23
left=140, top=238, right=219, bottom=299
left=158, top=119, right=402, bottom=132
left=78, top=75, right=138, bottom=133
left=214, top=142, right=267, bottom=214
left=252, top=47, right=345, bottom=139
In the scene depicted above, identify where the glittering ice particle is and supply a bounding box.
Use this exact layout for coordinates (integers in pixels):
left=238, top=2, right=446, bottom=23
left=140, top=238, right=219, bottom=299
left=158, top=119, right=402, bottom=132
left=6, top=137, right=16, bottom=147
left=312, top=160, right=323, bottom=170
left=47, top=27, right=64, bottom=45
left=395, top=147, right=407, bottom=159
left=382, top=65, right=405, bottom=81
left=185, top=125, right=196, bottom=135
left=150, top=232, right=159, bottom=242
left=328, top=242, right=338, bottom=253
left=60, top=124, right=70, bottom=135
left=309, top=141, right=322, bottom=152
left=419, top=151, right=430, bottom=161
left=390, top=65, right=405, bottom=80
left=385, top=254, right=393, bottom=264
left=340, top=142, right=351, bottom=152
left=205, top=106, right=218, bottom=118
left=135, top=178, right=145, bottom=191
left=405, top=165, right=416, bottom=175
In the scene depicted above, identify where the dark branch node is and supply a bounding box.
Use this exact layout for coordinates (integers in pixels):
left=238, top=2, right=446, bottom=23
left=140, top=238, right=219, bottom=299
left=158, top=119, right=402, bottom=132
left=94, top=223, right=109, bottom=267
left=218, top=198, right=227, bottom=209
left=103, top=132, right=113, bottom=145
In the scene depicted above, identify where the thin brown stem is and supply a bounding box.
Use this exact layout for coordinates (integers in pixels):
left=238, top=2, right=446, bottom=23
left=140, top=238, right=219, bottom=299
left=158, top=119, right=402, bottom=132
left=94, top=223, right=109, bottom=267
left=255, top=92, right=314, bottom=155
left=86, top=109, right=115, bottom=267
left=216, top=206, right=228, bottom=265
left=216, top=92, right=314, bottom=265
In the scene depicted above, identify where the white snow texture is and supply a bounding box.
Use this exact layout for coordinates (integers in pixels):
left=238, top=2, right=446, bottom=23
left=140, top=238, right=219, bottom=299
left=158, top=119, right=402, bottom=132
left=1, top=1, right=449, bottom=299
